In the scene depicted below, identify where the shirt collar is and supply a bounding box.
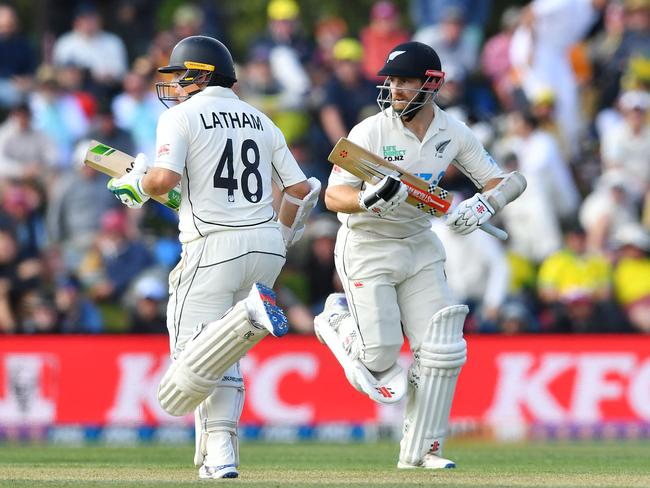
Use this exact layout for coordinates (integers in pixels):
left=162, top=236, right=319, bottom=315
left=430, top=104, right=448, bottom=131
left=194, top=86, right=240, bottom=100
left=420, top=104, right=448, bottom=143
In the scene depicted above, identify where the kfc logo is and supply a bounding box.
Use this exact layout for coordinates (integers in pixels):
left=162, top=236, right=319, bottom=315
left=486, top=352, right=650, bottom=423
left=107, top=353, right=181, bottom=424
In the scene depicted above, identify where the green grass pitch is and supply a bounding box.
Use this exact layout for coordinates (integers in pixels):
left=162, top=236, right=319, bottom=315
left=1, top=440, right=650, bottom=487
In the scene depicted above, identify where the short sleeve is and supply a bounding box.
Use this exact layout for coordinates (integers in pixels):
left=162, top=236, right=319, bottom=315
left=270, top=124, right=306, bottom=190
left=153, top=109, right=189, bottom=175
left=452, top=124, right=503, bottom=189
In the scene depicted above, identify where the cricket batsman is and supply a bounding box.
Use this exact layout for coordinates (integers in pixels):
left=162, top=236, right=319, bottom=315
left=315, top=41, right=526, bottom=469
left=106, top=36, right=320, bottom=479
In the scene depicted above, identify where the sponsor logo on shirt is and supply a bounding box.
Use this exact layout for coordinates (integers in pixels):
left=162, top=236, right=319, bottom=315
left=382, top=145, right=406, bottom=162
left=415, top=170, right=446, bottom=188
left=157, top=144, right=171, bottom=158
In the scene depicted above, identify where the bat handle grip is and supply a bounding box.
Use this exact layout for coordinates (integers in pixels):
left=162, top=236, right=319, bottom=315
left=480, top=223, right=508, bottom=241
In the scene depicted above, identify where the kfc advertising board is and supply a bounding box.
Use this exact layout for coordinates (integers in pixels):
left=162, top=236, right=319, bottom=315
left=1, top=335, right=649, bottom=427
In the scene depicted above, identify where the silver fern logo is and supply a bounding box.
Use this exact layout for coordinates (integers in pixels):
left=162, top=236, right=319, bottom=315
left=435, top=139, right=451, bottom=158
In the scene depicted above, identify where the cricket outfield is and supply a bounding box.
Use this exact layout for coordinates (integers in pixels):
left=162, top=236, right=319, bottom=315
left=1, top=440, right=649, bottom=487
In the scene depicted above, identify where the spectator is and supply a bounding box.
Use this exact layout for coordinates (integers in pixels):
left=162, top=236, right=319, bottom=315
left=409, top=0, right=492, bottom=41
left=497, top=300, right=538, bottom=334
left=604, top=0, right=650, bottom=107
left=318, top=38, right=379, bottom=146
left=112, top=1, right=156, bottom=62
left=238, top=46, right=283, bottom=112
left=0, top=103, right=57, bottom=182
left=111, top=70, right=163, bottom=157
left=18, top=290, right=58, bottom=334
left=46, top=140, right=119, bottom=271
left=480, top=6, right=522, bottom=111
left=600, top=90, right=650, bottom=200
left=255, top=0, right=312, bottom=63
left=0, top=4, right=36, bottom=108
left=302, top=214, right=340, bottom=314
left=29, top=65, right=89, bottom=169
left=237, top=45, right=308, bottom=145
left=528, top=87, right=572, bottom=160
left=251, top=0, right=311, bottom=102
left=169, top=3, right=204, bottom=42
left=612, top=223, right=650, bottom=332
left=54, top=274, right=103, bottom=333
left=78, top=208, right=153, bottom=302
left=414, top=6, right=480, bottom=83
left=127, top=275, right=166, bottom=334
left=0, top=227, right=19, bottom=332
left=537, top=220, right=623, bottom=332
left=52, top=3, right=128, bottom=90
left=55, top=63, right=98, bottom=120
left=505, top=111, right=580, bottom=223
left=0, top=181, right=47, bottom=261
left=247, top=0, right=311, bottom=144
left=311, top=16, right=348, bottom=75
left=587, top=1, right=627, bottom=111
left=580, top=170, right=640, bottom=253
left=359, top=1, right=409, bottom=82
left=87, top=102, right=136, bottom=158
left=496, top=112, right=579, bottom=261
left=509, top=0, right=604, bottom=160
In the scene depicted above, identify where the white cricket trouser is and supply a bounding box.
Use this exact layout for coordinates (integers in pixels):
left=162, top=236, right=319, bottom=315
left=166, top=226, right=286, bottom=384
left=166, top=226, right=285, bottom=468
left=167, top=226, right=286, bottom=354
left=334, top=226, right=454, bottom=372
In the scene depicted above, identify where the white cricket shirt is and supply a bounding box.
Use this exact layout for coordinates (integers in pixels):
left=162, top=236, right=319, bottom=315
left=154, top=86, right=306, bottom=243
left=328, top=105, right=503, bottom=238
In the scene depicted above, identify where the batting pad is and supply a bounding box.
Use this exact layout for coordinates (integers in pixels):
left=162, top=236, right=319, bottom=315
left=159, top=284, right=287, bottom=416
left=194, top=377, right=244, bottom=468
left=399, top=304, right=468, bottom=466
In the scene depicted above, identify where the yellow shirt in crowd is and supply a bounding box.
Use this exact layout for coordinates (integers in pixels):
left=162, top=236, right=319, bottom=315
left=613, top=257, right=650, bottom=306
left=538, top=250, right=611, bottom=298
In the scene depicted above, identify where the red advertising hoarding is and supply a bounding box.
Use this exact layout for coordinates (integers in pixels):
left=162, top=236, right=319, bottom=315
left=1, top=335, right=649, bottom=428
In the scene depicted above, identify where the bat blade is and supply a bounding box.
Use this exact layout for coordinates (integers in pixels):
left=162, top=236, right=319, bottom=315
left=328, top=137, right=507, bottom=240
left=84, top=140, right=180, bottom=211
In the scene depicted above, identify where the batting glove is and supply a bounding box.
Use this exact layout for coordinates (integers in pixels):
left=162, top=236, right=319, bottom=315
left=446, top=192, right=495, bottom=235
left=107, top=153, right=151, bottom=209
left=358, top=175, right=407, bottom=217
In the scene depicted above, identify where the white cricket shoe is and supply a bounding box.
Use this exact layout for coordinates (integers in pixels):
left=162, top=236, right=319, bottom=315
left=198, top=463, right=239, bottom=479
left=245, top=283, right=288, bottom=337
left=314, top=293, right=349, bottom=344
left=199, top=432, right=239, bottom=479
left=397, top=453, right=456, bottom=470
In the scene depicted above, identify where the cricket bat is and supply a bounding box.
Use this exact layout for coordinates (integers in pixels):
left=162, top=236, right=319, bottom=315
left=84, top=141, right=181, bottom=211
left=328, top=138, right=508, bottom=240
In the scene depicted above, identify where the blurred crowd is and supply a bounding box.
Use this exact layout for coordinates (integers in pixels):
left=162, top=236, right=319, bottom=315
left=0, top=0, right=648, bottom=335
